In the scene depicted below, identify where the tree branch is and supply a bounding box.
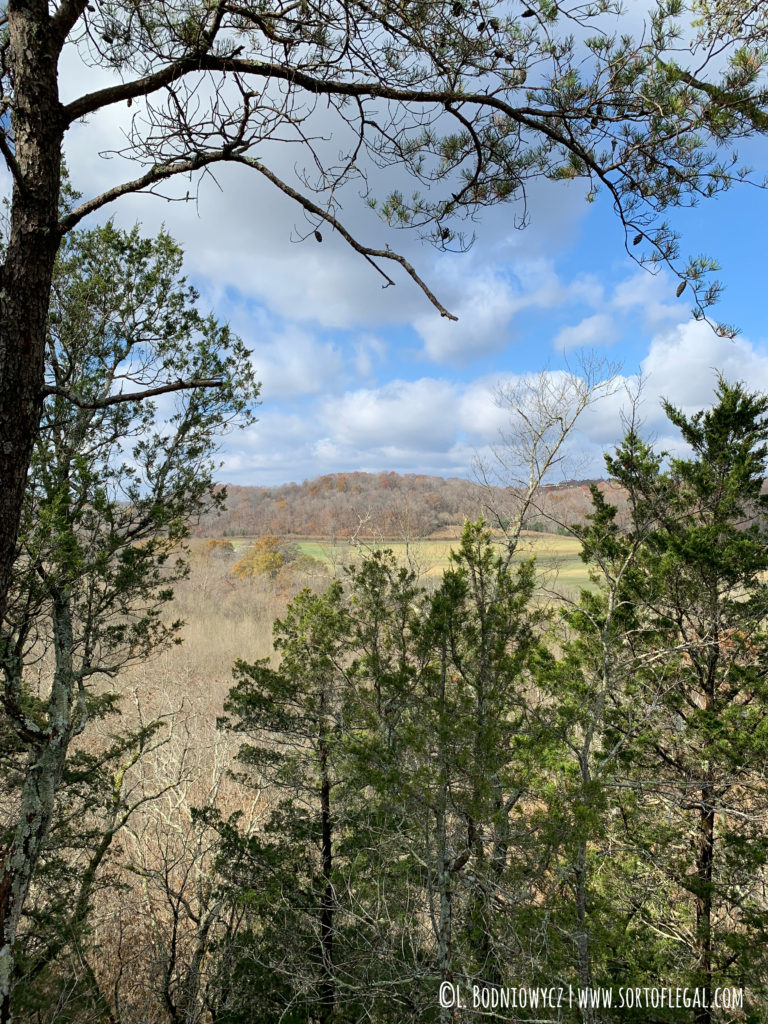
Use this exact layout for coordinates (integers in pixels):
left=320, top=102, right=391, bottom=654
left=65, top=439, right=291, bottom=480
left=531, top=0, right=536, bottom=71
left=670, top=66, right=768, bottom=132
left=50, top=0, right=90, bottom=49
left=61, top=52, right=568, bottom=131
left=232, top=155, right=458, bottom=320
left=0, top=130, right=25, bottom=192
left=58, top=153, right=240, bottom=233
left=59, top=146, right=456, bottom=319
left=42, top=377, right=224, bottom=409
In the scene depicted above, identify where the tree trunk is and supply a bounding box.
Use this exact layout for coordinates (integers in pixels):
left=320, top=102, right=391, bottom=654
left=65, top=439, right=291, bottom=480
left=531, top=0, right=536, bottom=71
left=574, top=840, right=594, bottom=1024
left=0, top=11, right=64, bottom=1008
left=0, top=592, right=75, bottom=1024
left=692, top=658, right=717, bottom=1024
left=693, top=773, right=715, bottom=1024
left=436, top=808, right=455, bottom=1024
left=319, top=741, right=335, bottom=1024
left=0, top=0, right=63, bottom=626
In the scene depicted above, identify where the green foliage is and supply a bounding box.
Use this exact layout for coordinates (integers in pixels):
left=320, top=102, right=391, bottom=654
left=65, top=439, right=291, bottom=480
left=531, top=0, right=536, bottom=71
left=213, top=379, right=768, bottom=1024
left=0, top=221, right=258, bottom=1016
left=216, top=522, right=557, bottom=1021
left=9, top=220, right=259, bottom=673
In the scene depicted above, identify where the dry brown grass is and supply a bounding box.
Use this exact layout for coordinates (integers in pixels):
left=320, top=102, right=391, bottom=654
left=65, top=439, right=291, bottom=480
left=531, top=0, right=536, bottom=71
left=67, top=553, right=308, bottom=1022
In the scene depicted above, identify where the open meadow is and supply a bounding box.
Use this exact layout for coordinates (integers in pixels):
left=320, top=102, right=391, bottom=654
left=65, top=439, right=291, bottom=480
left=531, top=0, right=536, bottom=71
left=106, top=528, right=594, bottom=799
left=291, top=530, right=594, bottom=595
left=126, top=528, right=593, bottom=734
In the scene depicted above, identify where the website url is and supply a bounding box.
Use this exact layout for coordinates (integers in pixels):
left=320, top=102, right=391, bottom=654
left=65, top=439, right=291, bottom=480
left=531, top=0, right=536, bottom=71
left=438, top=983, right=744, bottom=1013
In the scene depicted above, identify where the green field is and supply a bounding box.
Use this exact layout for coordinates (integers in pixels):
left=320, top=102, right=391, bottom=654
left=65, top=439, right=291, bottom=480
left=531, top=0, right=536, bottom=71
left=295, top=532, right=593, bottom=597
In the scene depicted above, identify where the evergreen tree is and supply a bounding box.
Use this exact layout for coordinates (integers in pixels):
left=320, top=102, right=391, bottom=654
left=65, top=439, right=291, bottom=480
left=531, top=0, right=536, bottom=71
left=568, top=378, right=768, bottom=1021
left=0, top=221, right=257, bottom=1017
left=218, top=583, right=353, bottom=1023
left=219, top=524, right=556, bottom=1022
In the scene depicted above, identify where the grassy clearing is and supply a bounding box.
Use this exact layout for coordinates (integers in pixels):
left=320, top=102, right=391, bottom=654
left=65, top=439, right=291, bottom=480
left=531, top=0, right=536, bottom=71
left=295, top=532, right=593, bottom=596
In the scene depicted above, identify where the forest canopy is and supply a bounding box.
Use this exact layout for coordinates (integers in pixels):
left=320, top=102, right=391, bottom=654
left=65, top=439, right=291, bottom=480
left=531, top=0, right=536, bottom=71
left=4, top=374, right=768, bottom=1023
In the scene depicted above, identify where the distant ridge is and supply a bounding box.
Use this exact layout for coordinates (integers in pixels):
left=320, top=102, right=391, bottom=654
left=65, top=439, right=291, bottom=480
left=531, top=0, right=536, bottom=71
left=195, top=471, right=619, bottom=539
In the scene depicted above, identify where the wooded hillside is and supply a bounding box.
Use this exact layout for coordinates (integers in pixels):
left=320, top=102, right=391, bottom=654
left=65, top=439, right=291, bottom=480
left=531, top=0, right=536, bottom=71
left=195, top=472, right=628, bottom=538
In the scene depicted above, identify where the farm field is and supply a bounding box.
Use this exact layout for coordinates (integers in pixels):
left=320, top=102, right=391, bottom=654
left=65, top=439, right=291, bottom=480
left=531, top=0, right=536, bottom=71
left=292, top=531, right=593, bottom=595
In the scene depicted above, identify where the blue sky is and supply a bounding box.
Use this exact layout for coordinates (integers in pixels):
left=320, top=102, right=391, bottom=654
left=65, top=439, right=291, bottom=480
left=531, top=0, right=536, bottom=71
left=57, top=44, right=768, bottom=487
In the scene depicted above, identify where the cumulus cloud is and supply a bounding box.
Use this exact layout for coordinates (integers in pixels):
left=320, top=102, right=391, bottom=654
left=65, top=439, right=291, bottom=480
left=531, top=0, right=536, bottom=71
left=216, top=328, right=768, bottom=487
left=219, top=368, right=632, bottom=485
left=352, top=335, right=388, bottom=378
left=574, top=320, right=768, bottom=470
left=553, top=313, right=616, bottom=353
left=548, top=268, right=685, bottom=355
left=611, top=270, right=682, bottom=330
left=246, top=327, right=345, bottom=401
left=320, top=379, right=460, bottom=452
left=641, top=320, right=768, bottom=411
left=220, top=412, right=319, bottom=482
left=414, top=257, right=602, bottom=364
left=456, top=378, right=511, bottom=441
left=414, top=273, right=521, bottom=363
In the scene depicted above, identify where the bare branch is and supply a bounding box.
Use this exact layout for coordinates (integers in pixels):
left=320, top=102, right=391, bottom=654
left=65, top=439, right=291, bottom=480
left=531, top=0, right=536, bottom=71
left=62, top=54, right=577, bottom=138
left=232, top=155, right=458, bottom=320
left=60, top=146, right=456, bottom=319
left=59, top=153, right=239, bottom=233
left=42, top=377, right=224, bottom=409
left=477, top=352, right=623, bottom=558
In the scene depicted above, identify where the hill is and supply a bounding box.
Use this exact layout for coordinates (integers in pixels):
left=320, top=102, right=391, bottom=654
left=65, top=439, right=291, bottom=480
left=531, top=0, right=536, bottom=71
left=194, top=471, right=627, bottom=539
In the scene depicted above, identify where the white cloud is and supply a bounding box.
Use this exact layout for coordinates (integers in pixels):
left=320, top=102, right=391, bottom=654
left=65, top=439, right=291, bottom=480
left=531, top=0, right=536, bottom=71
left=220, top=368, right=637, bottom=485
left=57, top=42, right=609, bottom=372
left=553, top=313, right=616, bottom=353
left=641, top=320, right=768, bottom=415
left=63, top=78, right=448, bottom=331
left=455, top=377, right=511, bottom=441
left=574, top=320, right=768, bottom=472
left=569, top=272, right=605, bottom=309
left=352, top=335, right=387, bottom=377
left=413, top=257, right=601, bottom=364
left=321, top=379, right=460, bottom=452
left=312, top=437, right=346, bottom=463
left=247, top=327, right=345, bottom=401
left=414, top=273, right=519, bottom=362
left=220, top=412, right=318, bottom=482
left=611, top=270, right=682, bottom=329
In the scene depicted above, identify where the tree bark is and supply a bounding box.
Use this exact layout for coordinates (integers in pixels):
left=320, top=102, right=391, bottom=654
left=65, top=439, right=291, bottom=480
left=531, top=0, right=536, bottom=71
left=0, top=14, right=64, bottom=996
left=693, top=781, right=715, bottom=1024
left=0, top=0, right=63, bottom=627
left=319, top=740, right=335, bottom=1024
left=0, top=592, right=75, bottom=1023
left=692, top=656, right=717, bottom=1024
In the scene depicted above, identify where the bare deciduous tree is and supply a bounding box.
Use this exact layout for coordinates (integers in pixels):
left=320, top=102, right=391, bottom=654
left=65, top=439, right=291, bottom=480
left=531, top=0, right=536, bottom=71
left=476, top=352, right=622, bottom=554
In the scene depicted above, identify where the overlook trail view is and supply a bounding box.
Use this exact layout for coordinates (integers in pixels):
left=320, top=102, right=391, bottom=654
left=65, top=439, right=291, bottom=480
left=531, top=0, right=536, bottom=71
left=3, top=0, right=768, bottom=1020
